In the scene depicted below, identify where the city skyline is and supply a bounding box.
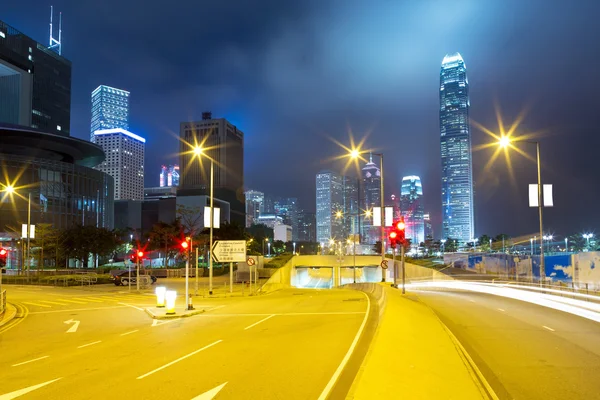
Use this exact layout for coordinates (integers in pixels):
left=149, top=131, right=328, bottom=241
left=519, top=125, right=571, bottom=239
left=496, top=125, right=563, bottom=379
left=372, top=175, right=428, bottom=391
left=2, top=1, right=600, bottom=236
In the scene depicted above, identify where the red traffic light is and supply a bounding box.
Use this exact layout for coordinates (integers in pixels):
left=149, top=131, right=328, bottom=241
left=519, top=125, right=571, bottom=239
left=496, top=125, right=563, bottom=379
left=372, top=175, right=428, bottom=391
left=181, top=241, right=189, bottom=250
left=389, top=231, right=398, bottom=239
left=137, top=251, right=144, bottom=258
left=0, top=248, right=7, bottom=256
left=396, top=221, right=405, bottom=231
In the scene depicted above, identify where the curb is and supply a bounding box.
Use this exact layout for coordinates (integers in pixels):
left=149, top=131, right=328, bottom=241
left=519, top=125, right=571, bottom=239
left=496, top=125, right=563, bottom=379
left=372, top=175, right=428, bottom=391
left=0, top=303, right=17, bottom=328
left=144, top=307, right=206, bottom=320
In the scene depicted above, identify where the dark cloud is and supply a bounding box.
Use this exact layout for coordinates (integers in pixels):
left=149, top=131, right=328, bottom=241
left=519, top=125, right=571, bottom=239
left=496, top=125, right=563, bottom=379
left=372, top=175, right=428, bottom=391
left=2, top=0, right=600, bottom=237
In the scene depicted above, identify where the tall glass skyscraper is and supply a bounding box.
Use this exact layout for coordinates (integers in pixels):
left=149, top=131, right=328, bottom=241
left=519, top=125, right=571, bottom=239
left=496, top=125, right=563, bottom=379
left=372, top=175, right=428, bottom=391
left=90, top=85, right=130, bottom=142
left=400, top=176, right=424, bottom=247
left=316, top=171, right=358, bottom=246
left=440, top=52, right=474, bottom=243
left=362, top=154, right=381, bottom=244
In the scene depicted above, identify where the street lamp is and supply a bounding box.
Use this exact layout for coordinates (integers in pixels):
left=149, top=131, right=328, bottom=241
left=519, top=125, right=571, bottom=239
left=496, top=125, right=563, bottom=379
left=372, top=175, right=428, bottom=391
left=349, top=149, right=385, bottom=281
left=263, top=238, right=269, bottom=255
left=440, top=239, right=446, bottom=255
left=498, top=136, right=545, bottom=285
left=2, top=185, right=32, bottom=274
left=267, top=242, right=271, bottom=257
left=564, top=237, right=568, bottom=252
left=293, top=242, right=296, bottom=255
left=583, top=233, right=593, bottom=250
left=543, top=235, right=553, bottom=254
left=193, top=146, right=215, bottom=295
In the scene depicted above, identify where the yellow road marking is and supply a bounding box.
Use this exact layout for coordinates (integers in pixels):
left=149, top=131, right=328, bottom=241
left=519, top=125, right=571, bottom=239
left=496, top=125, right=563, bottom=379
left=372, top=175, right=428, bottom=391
left=57, top=299, right=87, bottom=304
left=73, top=298, right=103, bottom=303
left=22, top=302, right=51, bottom=308
left=38, top=301, right=69, bottom=306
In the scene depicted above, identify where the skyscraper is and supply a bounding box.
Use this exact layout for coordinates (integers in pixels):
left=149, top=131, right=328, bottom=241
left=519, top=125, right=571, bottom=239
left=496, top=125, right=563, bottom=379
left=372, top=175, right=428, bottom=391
left=274, top=197, right=299, bottom=241
left=423, top=213, right=433, bottom=239
left=159, top=164, right=180, bottom=187
left=0, top=19, right=71, bottom=136
left=440, top=52, right=475, bottom=242
left=244, top=189, right=264, bottom=227
left=93, top=128, right=145, bottom=200
left=298, top=211, right=316, bottom=242
left=362, top=154, right=381, bottom=244
left=178, top=112, right=245, bottom=225
left=90, top=85, right=130, bottom=142
left=316, top=171, right=358, bottom=246
left=400, top=176, right=425, bottom=247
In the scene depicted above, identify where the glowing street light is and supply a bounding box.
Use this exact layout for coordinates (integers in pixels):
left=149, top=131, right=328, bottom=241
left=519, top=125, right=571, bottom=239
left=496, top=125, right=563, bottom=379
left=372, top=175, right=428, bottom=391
left=499, top=136, right=510, bottom=148
left=583, top=233, right=593, bottom=249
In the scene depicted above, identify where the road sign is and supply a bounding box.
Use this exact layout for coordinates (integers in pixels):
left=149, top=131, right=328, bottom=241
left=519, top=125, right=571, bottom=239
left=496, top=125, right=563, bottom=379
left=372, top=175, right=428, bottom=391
left=211, top=240, right=247, bottom=263
left=380, top=260, right=388, bottom=269
left=247, top=257, right=256, bottom=266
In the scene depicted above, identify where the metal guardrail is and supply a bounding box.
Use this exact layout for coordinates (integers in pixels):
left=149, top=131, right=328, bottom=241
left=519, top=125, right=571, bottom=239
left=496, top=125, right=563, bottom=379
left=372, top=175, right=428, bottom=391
left=0, top=289, right=6, bottom=315
left=75, top=272, right=98, bottom=286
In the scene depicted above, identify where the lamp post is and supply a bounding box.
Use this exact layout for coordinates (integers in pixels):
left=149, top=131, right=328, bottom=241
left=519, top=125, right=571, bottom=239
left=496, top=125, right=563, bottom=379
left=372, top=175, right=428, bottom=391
left=263, top=238, right=268, bottom=255
left=543, top=235, right=553, bottom=254
left=564, top=237, right=568, bottom=252
left=194, top=146, right=215, bottom=295
left=349, top=149, right=384, bottom=281
left=293, top=242, right=296, bottom=255
left=440, top=239, right=446, bottom=255
left=268, top=242, right=271, bottom=257
left=583, top=233, right=593, bottom=250
left=2, top=185, right=32, bottom=274
left=499, top=137, right=545, bottom=286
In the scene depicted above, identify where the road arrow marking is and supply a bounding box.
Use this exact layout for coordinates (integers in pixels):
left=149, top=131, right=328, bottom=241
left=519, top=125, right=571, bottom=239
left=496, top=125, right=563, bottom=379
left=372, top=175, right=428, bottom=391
left=0, top=378, right=61, bottom=400
left=191, top=382, right=228, bottom=400
left=64, top=319, right=80, bottom=333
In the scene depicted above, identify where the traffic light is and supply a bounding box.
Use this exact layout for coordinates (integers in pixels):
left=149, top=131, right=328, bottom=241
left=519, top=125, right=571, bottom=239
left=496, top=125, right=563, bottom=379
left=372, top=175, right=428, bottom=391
left=388, top=219, right=406, bottom=249
left=137, top=250, right=144, bottom=259
left=180, top=240, right=189, bottom=250
left=130, top=250, right=145, bottom=263
left=0, top=248, right=7, bottom=267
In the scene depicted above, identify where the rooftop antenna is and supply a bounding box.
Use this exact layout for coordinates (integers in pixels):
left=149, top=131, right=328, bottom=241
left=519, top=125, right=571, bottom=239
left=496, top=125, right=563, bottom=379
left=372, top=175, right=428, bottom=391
left=48, top=6, right=62, bottom=55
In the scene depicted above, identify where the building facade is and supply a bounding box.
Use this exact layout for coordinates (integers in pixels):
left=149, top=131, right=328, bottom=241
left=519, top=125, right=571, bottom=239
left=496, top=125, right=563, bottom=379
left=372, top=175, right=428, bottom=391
left=274, top=197, right=298, bottom=241
left=90, top=85, right=129, bottom=142
left=362, top=154, right=381, bottom=244
left=0, top=19, right=71, bottom=136
left=244, top=189, right=264, bottom=227
left=440, top=52, right=474, bottom=242
left=274, top=224, right=292, bottom=242
left=297, top=211, right=316, bottom=242
left=178, top=112, right=245, bottom=225
left=424, top=213, right=433, bottom=239
left=0, top=125, right=113, bottom=233
left=316, top=171, right=359, bottom=246
left=400, top=176, right=425, bottom=247
left=159, top=164, right=179, bottom=187
left=257, top=214, right=283, bottom=229
left=93, top=128, right=145, bottom=201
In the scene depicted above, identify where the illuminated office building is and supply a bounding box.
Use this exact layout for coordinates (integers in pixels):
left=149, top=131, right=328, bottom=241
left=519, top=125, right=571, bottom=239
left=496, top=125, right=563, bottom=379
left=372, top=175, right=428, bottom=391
left=400, top=176, right=424, bottom=247
left=90, top=85, right=129, bottom=142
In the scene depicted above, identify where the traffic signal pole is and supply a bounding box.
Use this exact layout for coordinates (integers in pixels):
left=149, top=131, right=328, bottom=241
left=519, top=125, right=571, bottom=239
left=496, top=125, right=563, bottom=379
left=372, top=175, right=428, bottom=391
left=401, top=244, right=405, bottom=294
left=136, top=257, right=140, bottom=291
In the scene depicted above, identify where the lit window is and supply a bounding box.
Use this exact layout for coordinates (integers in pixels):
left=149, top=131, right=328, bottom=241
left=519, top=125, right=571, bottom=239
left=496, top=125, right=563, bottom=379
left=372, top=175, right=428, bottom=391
left=28, top=55, right=32, bottom=61
left=57, top=125, right=61, bottom=131
left=0, top=31, right=5, bottom=38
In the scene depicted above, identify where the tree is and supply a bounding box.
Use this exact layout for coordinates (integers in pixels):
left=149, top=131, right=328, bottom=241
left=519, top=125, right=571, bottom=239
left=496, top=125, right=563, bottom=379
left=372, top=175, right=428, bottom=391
left=31, top=223, right=60, bottom=272
left=62, top=225, right=121, bottom=268
left=148, top=221, right=182, bottom=268
left=444, top=238, right=459, bottom=253
left=177, top=204, right=203, bottom=236
left=214, top=221, right=247, bottom=241
left=272, top=240, right=285, bottom=254
left=478, top=234, right=491, bottom=252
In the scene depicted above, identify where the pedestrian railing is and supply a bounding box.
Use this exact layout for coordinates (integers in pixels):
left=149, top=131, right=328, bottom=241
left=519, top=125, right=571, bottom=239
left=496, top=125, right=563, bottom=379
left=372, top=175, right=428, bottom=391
left=0, top=289, right=6, bottom=316
left=75, top=272, right=98, bottom=286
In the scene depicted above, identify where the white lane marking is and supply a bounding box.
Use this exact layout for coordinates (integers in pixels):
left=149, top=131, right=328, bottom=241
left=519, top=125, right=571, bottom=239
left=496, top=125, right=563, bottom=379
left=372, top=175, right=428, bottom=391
left=118, top=302, right=144, bottom=311
left=318, top=291, right=371, bottom=400
left=152, top=319, right=177, bottom=327
left=74, top=297, right=103, bottom=303
left=468, top=299, right=476, bottom=303
left=11, top=356, right=50, bottom=367
left=191, top=382, right=228, bottom=400
left=244, top=315, right=275, bottom=330
left=497, top=308, right=505, bottom=312
left=56, top=299, right=86, bottom=304
left=29, top=305, right=129, bottom=314
left=0, top=378, right=61, bottom=399
left=280, top=311, right=365, bottom=316
left=137, top=340, right=222, bottom=379
left=77, top=341, right=102, bottom=349
left=64, top=319, right=80, bottom=333
left=120, top=330, right=139, bottom=336
left=22, top=302, right=51, bottom=308
left=542, top=325, right=555, bottom=332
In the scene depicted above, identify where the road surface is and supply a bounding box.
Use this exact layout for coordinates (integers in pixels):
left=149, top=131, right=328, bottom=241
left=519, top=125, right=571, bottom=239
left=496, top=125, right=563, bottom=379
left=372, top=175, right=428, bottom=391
left=417, top=288, right=600, bottom=400
left=1, top=284, right=373, bottom=399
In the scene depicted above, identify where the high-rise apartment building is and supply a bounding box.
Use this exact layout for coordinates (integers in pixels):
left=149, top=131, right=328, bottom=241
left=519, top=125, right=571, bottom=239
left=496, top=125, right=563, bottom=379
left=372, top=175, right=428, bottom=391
left=90, top=85, right=130, bottom=142
left=298, top=211, right=316, bottom=242
left=93, top=128, right=145, bottom=200
left=275, top=197, right=299, bottom=241
left=440, top=52, right=474, bottom=242
left=159, top=164, right=180, bottom=187
left=0, top=19, right=71, bottom=136
left=178, top=112, right=245, bottom=225
left=400, top=176, right=425, bottom=247
left=244, top=189, right=264, bottom=227
left=316, top=171, right=359, bottom=246
left=362, top=154, right=381, bottom=244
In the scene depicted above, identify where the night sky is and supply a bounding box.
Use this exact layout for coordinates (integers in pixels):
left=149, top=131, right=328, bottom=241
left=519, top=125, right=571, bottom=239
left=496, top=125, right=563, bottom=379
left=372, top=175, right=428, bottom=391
left=2, top=0, right=599, bottom=239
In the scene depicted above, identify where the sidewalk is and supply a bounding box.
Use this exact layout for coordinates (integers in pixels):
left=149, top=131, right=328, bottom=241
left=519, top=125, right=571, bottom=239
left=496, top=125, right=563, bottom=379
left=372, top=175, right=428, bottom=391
left=348, top=284, right=493, bottom=400
left=0, top=303, right=17, bottom=329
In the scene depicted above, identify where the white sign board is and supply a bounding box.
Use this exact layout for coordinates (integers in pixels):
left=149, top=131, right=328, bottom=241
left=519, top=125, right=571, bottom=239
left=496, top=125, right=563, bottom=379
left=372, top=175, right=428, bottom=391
left=212, top=240, right=246, bottom=263
left=21, top=224, right=35, bottom=239
left=204, top=206, right=221, bottom=229
left=529, top=184, right=553, bottom=207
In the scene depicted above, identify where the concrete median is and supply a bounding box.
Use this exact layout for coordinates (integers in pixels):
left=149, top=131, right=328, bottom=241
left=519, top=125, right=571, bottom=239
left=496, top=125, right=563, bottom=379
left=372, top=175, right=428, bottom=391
left=346, top=284, right=495, bottom=400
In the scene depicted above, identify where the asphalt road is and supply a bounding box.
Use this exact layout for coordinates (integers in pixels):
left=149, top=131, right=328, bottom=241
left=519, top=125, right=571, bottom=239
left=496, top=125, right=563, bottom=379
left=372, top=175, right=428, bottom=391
left=0, top=284, right=371, bottom=400
left=416, top=289, right=600, bottom=400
